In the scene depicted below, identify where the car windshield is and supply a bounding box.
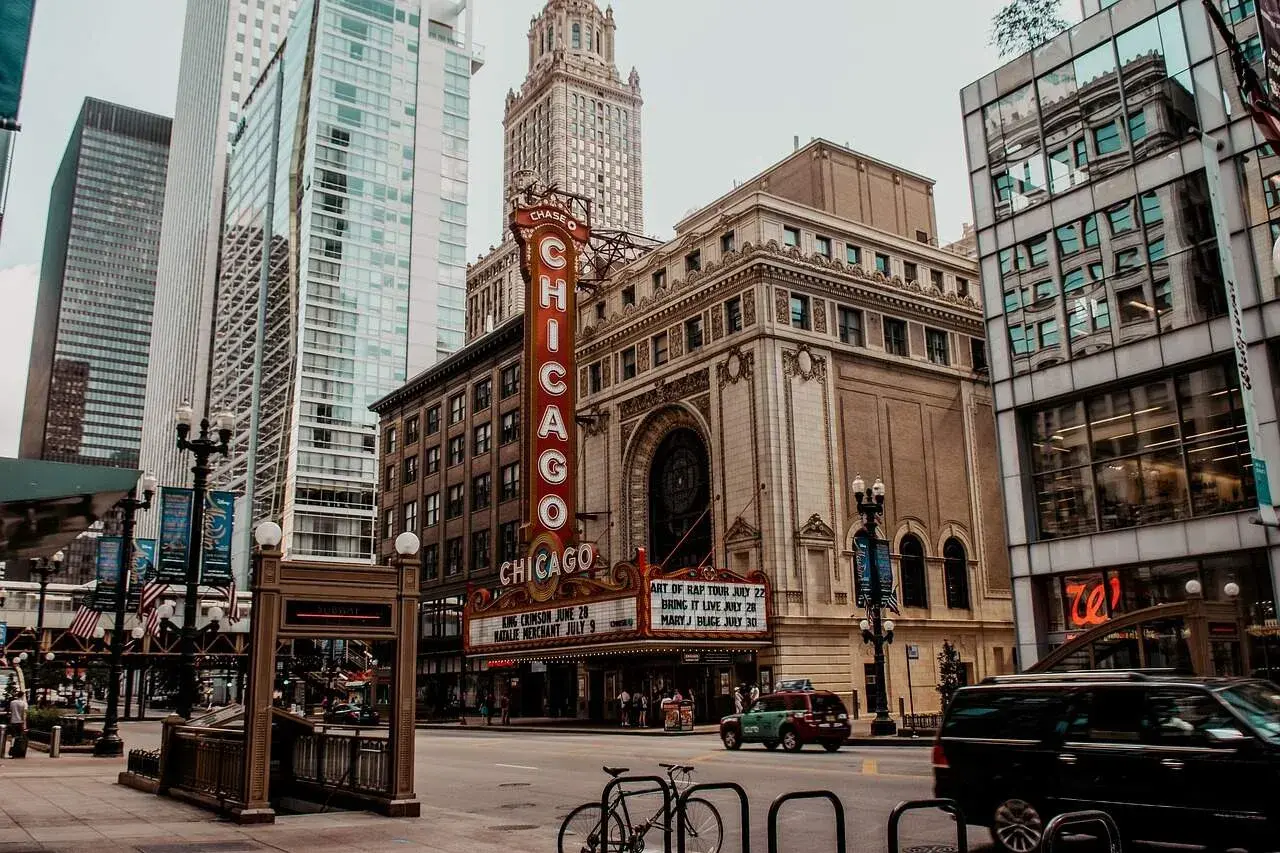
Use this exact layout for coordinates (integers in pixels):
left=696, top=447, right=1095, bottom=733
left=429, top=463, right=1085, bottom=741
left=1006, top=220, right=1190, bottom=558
left=1217, top=682, right=1280, bottom=743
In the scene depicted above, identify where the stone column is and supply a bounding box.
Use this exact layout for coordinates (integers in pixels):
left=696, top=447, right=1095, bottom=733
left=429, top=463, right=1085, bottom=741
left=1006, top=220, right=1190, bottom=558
left=236, top=543, right=281, bottom=823
left=386, top=551, right=421, bottom=816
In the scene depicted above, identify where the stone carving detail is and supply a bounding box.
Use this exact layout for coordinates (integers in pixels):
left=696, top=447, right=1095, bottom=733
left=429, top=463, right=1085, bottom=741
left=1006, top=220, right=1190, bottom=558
left=620, top=420, right=637, bottom=447
left=813, top=298, right=828, bottom=334
left=693, top=393, right=711, bottom=425
left=637, top=339, right=651, bottom=373
left=796, top=513, right=836, bottom=540
left=774, top=288, right=790, bottom=323
left=725, top=515, right=761, bottom=543
left=742, top=288, right=756, bottom=326
left=602, top=356, right=612, bottom=388
left=781, top=344, right=827, bottom=382
left=716, top=346, right=755, bottom=388
left=617, top=368, right=711, bottom=421
left=670, top=325, right=684, bottom=358
left=580, top=406, right=610, bottom=438
left=710, top=305, right=724, bottom=340
left=578, top=367, right=589, bottom=398
left=785, top=590, right=803, bottom=603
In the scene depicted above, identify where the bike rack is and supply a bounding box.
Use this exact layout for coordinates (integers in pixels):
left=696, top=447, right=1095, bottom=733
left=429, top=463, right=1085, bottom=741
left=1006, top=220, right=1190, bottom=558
left=676, top=781, right=751, bottom=853
left=599, top=775, right=675, bottom=853
left=1043, top=810, right=1123, bottom=853
left=767, top=790, right=846, bottom=853
left=887, top=799, right=968, bottom=853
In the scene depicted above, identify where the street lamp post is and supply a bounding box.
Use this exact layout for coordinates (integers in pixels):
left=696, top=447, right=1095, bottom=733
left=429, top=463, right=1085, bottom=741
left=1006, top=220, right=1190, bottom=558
left=29, top=551, right=63, bottom=704
left=852, top=475, right=898, bottom=737
left=94, top=475, right=157, bottom=757
left=174, top=404, right=234, bottom=719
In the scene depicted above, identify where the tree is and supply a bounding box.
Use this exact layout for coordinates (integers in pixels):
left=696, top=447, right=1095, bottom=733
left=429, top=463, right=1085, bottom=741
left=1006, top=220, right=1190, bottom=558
left=937, top=641, right=965, bottom=709
left=990, top=0, right=1068, bottom=58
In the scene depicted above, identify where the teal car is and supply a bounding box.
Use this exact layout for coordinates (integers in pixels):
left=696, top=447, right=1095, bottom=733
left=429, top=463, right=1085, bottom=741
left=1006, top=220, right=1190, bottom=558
left=720, top=690, right=850, bottom=752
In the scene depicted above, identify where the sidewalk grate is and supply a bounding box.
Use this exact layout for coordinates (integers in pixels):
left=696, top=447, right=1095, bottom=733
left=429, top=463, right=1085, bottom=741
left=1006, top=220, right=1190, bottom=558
left=488, top=825, right=538, bottom=832
left=137, top=844, right=261, bottom=853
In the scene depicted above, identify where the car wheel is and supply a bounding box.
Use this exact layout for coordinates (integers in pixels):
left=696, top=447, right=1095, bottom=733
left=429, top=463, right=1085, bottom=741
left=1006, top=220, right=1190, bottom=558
left=763, top=740, right=779, bottom=751
left=780, top=728, right=802, bottom=752
left=822, top=742, right=841, bottom=753
left=721, top=728, right=741, bottom=750
left=991, top=798, right=1044, bottom=853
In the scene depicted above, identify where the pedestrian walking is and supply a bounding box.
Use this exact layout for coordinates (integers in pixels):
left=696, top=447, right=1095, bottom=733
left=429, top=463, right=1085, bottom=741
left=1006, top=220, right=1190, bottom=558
left=499, top=691, right=510, bottom=725
left=7, top=693, right=28, bottom=759
left=749, top=683, right=760, bottom=705
left=617, top=688, right=630, bottom=726
left=638, top=692, right=649, bottom=728
left=734, top=685, right=745, bottom=714
left=482, top=692, right=494, bottom=726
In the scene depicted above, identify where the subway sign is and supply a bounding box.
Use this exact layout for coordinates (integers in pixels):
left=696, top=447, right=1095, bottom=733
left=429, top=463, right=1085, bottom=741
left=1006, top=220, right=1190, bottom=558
left=510, top=201, right=592, bottom=601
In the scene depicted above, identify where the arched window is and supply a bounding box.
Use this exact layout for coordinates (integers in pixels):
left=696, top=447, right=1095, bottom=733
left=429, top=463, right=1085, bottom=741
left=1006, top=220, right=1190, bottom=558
left=943, top=538, right=970, bottom=610
left=899, top=535, right=927, bottom=609
left=572, top=23, right=581, bottom=49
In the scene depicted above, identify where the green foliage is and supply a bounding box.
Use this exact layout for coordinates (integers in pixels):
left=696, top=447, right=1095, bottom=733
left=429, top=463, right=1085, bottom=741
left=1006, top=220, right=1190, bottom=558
left=25, top=707, right=65, bottom=732
left=990, top=0, right=1069, bottom=58
left=937, top=641, right=965, bottom=709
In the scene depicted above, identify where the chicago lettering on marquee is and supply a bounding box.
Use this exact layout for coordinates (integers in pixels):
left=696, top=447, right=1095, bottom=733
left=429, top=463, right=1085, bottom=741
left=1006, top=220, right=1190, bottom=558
left=510, top=200, right=592, bottom=601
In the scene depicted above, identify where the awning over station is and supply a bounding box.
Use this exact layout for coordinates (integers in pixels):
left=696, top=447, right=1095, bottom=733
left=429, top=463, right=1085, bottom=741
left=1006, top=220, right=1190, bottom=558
left=0, top=458, right=140, bottom=560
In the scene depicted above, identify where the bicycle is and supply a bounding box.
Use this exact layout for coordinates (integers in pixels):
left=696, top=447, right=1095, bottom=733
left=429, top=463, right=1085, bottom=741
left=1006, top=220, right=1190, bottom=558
left=558, top=762, right=724, bottom=853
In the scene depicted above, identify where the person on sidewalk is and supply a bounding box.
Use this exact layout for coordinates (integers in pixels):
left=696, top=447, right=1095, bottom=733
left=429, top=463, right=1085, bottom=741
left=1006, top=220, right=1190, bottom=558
left=482, top=692, right=494, bottom=726
left=638, top=692, right=648, bottom=728
left=8, top=693, right=28, bottom=759
left=617, top=688, right=630, bottom=726
left=499, top=692, right=510, bottom=725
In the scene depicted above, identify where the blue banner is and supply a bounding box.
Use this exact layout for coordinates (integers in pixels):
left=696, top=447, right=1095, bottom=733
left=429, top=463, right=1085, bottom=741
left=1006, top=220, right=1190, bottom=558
left=158, top=487, right=194, bottom=584
left=94, top=537, right=124, bottom=609
left=134, top=538, right=156, bottom=587
left=854, top=533, right=896, bottom=609
left=201, top=492, right=235, bottom=584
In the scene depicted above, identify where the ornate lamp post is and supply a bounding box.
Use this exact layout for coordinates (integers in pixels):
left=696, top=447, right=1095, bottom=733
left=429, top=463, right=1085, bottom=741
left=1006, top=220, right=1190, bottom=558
left=29, top=551, right=63, bottom=704
left=852, top=474, right=897, bottom=737
left=174, top=403, right=234, bottom=718
left=94, top=474, right=157, bottom=756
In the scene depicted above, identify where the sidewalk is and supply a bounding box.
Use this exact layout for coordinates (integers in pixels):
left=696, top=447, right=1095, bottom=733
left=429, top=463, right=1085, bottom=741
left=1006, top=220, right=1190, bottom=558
left=0, top=753, right=547, bottom=853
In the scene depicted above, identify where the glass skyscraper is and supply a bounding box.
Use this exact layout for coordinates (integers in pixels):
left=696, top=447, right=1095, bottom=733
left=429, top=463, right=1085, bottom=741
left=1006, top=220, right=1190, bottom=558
left=211, top=0, right=480, bottom=561
left=20, top=98, right=172, bottom=467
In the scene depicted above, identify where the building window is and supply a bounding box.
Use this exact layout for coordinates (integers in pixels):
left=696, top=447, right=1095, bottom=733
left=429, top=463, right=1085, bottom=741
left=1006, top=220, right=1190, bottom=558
left=916, top=230, right=930, bottom=243
left=446, top=537, right=463, bottom=575
left=1224, top=0, right=1257, bottom=24
left=1039, top=319, right=1060, bottom=348
left=501, top=410, right=519, bottom=444
left=1093, top=120, right=1122, bottom=155
left=652, top=332, right=670, bottom=366
left=926, top=328, right=950, bottom=365
left=875, top=253, right=890, bottom=275
left=473, top=423, right=491, bottom=455
left=474, top=379, right=492, bottom=412
left=384, top=464, right=396, bottom=491
left=903, top=261, right=918, bottom=282
left=422, top=544, right=439, bottom=579
left=971, top=338, right=987, bottom=372
left=900, top=535, right=928, bottom=608
left=499, top=521, right=519, bottom=562
left=403, top=500, right=418, bottom=533
left=426, top=406, right=440, bottom=434
left=621, top=346, right=637, bottom=379
left=685, top=316, right=704, bottom=352
left=783, top=226, right=800, bottom=248
left=472, top=473, right=491, bottom=510
left=883, top=318, right=908, bottom=356
left=846, top=244, right=861, bottom=266
left=447, top=484, right=464, bottom=519
left=385, top=427, right=397, bottom=453
left=471, top=530, right=490, bottom=571
left=837, top=306, right=863, bottom=345
left=930, top=270, right=943, bottom=290
left=624, top=284, right=638, bottom=305
left=595, top=301, right=606, bottom=321
left=405, top=416, right=419, bottom=445
left=815, top=235, right=832, bottom=258
left=448, top=435, right=465, bottom=466
left=426, top=446, right=440, bottom=474
left=500, top=462, right=520, bottom=502
left=725, top=297, right=743, bottom=333
left=956, top=277, right=970, bottom=298
left=500, top=364, right=519, bottom=398
left=685, top=250, right=701, bottom=273
left=404, top=455, right=418, bottom=483
left=425, top=492, right=440, bottom=527
left=588, top=361, right=603, bottom=394
left=1244, top=34, right=1263, bottom=64
left=943, top=538, right=970, bottom=610
left=721, top=231, right=735, bottom=253
left=449, top=393, right=465, bottom=424
left=383, top=508, right=395, bottom=539
left=1127, top=111, right=1147, bottom=143
left=790, top=293, right=811, bottom=330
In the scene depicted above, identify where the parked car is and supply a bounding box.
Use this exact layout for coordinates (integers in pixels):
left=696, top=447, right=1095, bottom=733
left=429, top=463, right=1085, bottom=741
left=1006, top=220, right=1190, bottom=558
left=720, top=689, right=850, bottom=752
left=933, top=671, right=1280, bottom=853
left=324, top=703, right=379, bottom=725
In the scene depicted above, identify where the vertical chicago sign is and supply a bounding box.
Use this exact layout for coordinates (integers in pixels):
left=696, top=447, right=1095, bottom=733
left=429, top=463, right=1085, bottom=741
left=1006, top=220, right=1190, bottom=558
left=509, top=200, right=594, bottom=601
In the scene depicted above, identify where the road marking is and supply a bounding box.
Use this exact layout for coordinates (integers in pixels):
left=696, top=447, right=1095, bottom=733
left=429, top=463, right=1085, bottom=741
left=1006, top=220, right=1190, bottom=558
left=495, top=763, right=539, bottom=771
left=862, top=759, right=878, bottom=775
left=689, top=752, right=719, bottom=764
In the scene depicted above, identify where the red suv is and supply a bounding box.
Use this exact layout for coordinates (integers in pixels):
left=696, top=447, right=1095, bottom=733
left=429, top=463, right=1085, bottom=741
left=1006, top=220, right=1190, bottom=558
left=720, top=690, right=851, bottom=752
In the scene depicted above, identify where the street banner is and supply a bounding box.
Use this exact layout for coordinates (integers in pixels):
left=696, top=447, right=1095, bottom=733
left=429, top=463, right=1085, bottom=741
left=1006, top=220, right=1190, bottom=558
left=158, top=487, right=194, bottom=583
left=201, top=491, right=235, bottom=584
left=854, top=532, right=894, bottom=608
left=1262, top=0, right=1280, bottom=103
left=133, top=538, right=156, bottom=587
left=94, top=537, right=124, bottom=609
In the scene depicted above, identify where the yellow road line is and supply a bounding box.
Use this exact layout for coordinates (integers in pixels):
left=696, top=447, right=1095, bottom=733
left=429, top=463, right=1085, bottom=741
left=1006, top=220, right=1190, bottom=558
left=862, top=758, right=878, bottom=775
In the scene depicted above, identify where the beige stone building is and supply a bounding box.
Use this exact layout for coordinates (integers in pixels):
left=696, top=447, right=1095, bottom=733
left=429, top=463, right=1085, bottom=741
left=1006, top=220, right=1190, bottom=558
left=573, top=139, right=1015, bottom=715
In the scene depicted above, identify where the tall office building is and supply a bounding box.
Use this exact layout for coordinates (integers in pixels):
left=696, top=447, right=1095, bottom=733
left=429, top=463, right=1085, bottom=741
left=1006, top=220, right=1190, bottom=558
left=465, top=0, right=643, bottom=342
left=962, top=0, right=1280, bottom=668
left=210, top=0, right=481, bottom=561
left=137, top=0, right=298, bottom=497
left=19, top=98, right=171, bottom=467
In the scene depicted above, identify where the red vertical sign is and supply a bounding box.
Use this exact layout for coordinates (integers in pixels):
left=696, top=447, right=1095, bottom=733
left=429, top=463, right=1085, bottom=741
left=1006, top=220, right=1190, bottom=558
left=511, top=204, right=590, bottom=599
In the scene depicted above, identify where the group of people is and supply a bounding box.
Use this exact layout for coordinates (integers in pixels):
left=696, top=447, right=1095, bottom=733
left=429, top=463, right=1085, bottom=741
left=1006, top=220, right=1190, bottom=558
left=733, top=682, right=762, bottom=714
left=478, top=691, right=511, bottom=725
left=616, top=687, right=695, bottom=727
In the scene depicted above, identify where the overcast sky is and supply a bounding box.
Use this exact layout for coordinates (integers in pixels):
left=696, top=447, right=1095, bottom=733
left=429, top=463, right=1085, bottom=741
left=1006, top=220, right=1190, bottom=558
left=0, top=0, right=1067, bottom=456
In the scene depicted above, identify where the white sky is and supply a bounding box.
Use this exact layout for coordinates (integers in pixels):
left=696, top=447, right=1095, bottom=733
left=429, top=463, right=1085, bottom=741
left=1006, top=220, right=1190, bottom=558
left=0, top=0, right=1069, bottom=455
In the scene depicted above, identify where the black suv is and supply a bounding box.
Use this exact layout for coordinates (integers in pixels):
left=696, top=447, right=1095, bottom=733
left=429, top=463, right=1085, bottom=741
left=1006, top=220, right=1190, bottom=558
left=933, top=672, right=1280, bottom=853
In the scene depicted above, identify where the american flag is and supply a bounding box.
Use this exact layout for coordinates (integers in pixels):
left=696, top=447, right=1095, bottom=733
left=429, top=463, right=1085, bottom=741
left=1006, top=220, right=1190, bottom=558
left=138, top=579, right=168, bottom=617
left=68, top=605, right=102, bottom=639
left=145, top=608, right=161, bottom=637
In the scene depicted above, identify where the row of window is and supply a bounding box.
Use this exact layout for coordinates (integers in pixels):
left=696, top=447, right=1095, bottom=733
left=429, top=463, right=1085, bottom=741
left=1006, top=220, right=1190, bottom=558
left=383, top=411, right=519, bottom=489
left=876, top=536, right=972, bottom=611
left=383, top=464, right=520, bottom=537
left=419, top=521, right=522, bottom=580
left=383, top=362, right=519, bottom=453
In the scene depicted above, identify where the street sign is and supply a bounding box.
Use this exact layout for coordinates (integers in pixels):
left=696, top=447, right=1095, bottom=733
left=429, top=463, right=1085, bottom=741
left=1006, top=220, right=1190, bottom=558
left=906, top=644, right=920, bottom=660
left=0, top=622, right=7, bottom=647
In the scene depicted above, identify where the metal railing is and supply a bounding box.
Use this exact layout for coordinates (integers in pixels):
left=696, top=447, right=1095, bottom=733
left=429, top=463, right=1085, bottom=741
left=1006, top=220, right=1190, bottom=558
left=164, top=727, right=245, bottom=802
left=292, top=731, right=389, bottom=795
left=127, top=748, right=161, bottom=779
left=901, top=712, right=943, bottom=732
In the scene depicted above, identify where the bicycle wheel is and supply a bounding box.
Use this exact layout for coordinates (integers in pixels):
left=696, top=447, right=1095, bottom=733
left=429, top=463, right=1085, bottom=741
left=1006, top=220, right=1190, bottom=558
left=679, top=797, right=724, bottom=853
left=559, top=803, right=627, bottom=853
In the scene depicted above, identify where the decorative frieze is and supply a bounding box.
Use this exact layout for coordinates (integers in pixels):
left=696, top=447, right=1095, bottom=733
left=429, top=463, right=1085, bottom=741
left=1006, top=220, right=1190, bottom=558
left=781, top=345, right=827, bottom=383
left=716, top=346, right=754, bottom=388
left=617, top=368, right=711, bottom=421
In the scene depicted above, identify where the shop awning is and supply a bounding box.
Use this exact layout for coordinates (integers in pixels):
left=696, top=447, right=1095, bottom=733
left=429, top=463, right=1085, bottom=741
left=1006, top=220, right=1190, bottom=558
left=0, top=458, right=140, bottom=560
left=467, top=638, right=771, bottom=663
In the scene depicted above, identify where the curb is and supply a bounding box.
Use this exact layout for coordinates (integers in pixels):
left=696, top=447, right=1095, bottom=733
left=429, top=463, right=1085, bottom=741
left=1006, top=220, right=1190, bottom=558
left=414, top=722, right=933, bottom=746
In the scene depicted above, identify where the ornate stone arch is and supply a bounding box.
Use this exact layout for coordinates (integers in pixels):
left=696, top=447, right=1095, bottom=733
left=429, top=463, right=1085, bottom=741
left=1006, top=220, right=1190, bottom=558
left=890, top=517, right=932, bottom=556
left=935, top=522, right=975, bottom=562
left=621, top=403, right=714, bottom=559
